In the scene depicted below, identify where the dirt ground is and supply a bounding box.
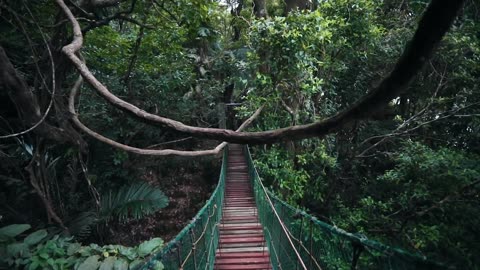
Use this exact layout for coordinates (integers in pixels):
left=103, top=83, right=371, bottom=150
left=107, top=158, right=219, bottom=246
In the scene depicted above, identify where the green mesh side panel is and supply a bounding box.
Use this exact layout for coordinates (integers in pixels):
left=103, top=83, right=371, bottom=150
left=243, top=146, right=443, bottom=270
left=140, top=148, right=227, bottom=270
left=141, top=145, right=442, bottom=270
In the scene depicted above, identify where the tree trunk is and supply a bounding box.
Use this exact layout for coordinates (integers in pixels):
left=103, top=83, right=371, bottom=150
left=253, top=0, right=268, bottom=18
left=231, top=0, right=244, bottom=41
left=0, top=46, right=86, bottom=149
left=284, top=0, right=309, bottom=14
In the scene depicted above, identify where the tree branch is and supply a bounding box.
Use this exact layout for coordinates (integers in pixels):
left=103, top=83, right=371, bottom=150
left=146, top=136, right=192, bottom=148
left=356, top=69, right=447, bottom=157
left=152, top=0, right=180, bottom=24
left=81, top=0, right=140, bottom=33
left=356, top=102, right=480, bottom=157
left=80, top=0, right=124, bottom=9
left=0, top=46, right=83, bottom=147
left=415, top=178, right=480, bottom=218
left=122, top=4, right=151, bottom=92
left=69, top=77, right=264, bottom=156
left=56, top=0, right=465, bottom=144
left=26, top=156, right=67, bottom=230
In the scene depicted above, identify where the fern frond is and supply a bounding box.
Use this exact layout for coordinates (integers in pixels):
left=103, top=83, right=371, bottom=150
left=67, top=211, right=98, bottom=239
left=99, top=182, right=169, bottom=222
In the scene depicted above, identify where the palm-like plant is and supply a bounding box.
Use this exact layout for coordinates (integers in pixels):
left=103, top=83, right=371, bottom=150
left=99, top=182, right=169, bottom=221
left=67, top=182, right=168, bottom=238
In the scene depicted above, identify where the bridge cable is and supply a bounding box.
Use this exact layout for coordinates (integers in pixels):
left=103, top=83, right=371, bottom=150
left=246, top=146, right=310, bottom=270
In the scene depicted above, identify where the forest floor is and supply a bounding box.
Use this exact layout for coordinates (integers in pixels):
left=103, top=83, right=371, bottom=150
left=104, top=160, right=218, bottom=246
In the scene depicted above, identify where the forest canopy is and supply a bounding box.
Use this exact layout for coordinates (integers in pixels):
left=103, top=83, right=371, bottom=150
left=0, top=0, right=479, bottom=269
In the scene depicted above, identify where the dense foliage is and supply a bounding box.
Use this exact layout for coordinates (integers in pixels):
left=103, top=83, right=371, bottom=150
left=0, top=0, right=479, bottom=269
left=0, top=224, right=164, bottom=270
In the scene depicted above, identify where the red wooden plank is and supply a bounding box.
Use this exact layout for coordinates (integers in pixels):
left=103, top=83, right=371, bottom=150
left=215, top=146, right=272, bottom=270
left=220, top=234, right=264, bottom=239
left=216, top=252, right=269, bottom=258
left=219, top=237, right=264, bottom=244
left=214, top=263, right=272, bottom=270
left=220, top=225, right=262, bottom=230
left=222, top=216, right=258, bottom=221
left=215, top=257, right=271, bottom=264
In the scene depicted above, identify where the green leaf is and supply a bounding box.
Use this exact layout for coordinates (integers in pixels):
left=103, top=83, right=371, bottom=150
left=137, top=238, right=163, bottom=257
left=24, top=230, right=48, bottom=246
left=78, top=255, right=101, bottom=270
left=0, top=224, right=31, bottom=239
left=28, top=260, right=39, bottom=270
left=117, top=246, right=136, bottom=260
left=128, top=259, right=142, bottom=270
left=39, top=252, right=49, bottom=259
left=15, top=257, right=27, bottom=266
left=6, top=242, right=29, bottom=257
left=55, top=258, right=68, bottom=267
left=78, top=246, right=94, bottom=257
left=152, top=261, right=164, bottom=270
left=100, top=183, right=168, bottom=222
left=46, top=257, right=55, bottom=266
left=67, top=243, right=82, bottom=256
left=67, top=211, right=97, bottom=239
left=113, top=258, right=128, bottom=270
left=99, top=256, right=115, bottom=270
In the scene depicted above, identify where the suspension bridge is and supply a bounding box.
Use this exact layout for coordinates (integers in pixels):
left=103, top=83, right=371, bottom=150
left=141, top=145, right=440, bottom=270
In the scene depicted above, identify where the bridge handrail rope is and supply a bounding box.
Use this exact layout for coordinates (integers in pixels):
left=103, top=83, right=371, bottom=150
left=264, top=189, right=444, bottom=269
left=141, top=145, right=445, bottom=270
left=141, top=148, right=228, bottom=270
left=244, top=145, right=445, bottom=270
left=284, top=225, right=323, bottom=270
left=244, top=145, right=308, bottom=270
left=263, top=228, right=282, bottom=267
left=180, top=205, right=218, bottom=269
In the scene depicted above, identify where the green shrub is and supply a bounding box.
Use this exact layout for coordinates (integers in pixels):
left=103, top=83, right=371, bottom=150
left=0, top=224, right=164, bottom=270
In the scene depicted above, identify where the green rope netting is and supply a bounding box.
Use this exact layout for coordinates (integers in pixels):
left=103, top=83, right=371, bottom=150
left=142, top=145, right=442, bottom=270
left=140, top=149, right=227, bottom=270
left=244, top=146, right=443, bottom=270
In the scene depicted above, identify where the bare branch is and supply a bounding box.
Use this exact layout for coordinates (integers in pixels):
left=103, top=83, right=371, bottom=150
left=122, top=4, right=151, bottom=91
left=80, top=0, right=123, bottom=9
left=56, top=0, right=465, bottom=144
left=81, top=0, right=140, bottom=33
left=69, top=76, right=264, bottom=156
left=280, top=99, right=295, bottom=117
left=147, top=137, right=192, bottom=148
left=356, top=102, right=480, bottom=157
left=356, top=69, right=447, bottom=157
left=26, top=156, right=67, bottom=230
left=416, top=179, right=480, bottom=218
left=152, top=0, right=180, bottom=24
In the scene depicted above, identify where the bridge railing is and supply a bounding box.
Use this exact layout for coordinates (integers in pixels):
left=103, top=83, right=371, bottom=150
left=244, top=147, right=309, bottom=270
left=244, top=146, right=442, bottom=270
left=141, top=148, right=228, bottom=270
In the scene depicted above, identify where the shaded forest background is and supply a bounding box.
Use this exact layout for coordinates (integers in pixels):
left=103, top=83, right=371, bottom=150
left=0, top=0, right=479, bottom=269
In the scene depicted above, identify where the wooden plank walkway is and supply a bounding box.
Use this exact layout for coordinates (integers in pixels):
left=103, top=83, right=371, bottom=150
left=214, top=145, right=272, bottom=270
